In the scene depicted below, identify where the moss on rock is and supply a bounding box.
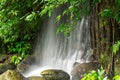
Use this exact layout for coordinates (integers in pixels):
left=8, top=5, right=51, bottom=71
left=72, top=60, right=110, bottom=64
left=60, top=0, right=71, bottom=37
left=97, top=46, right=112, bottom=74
left=28, top=76, right=45, bottom=80
left=41, top=69, right=70, bottom=80
left=0, top=70, right=25, bottom=80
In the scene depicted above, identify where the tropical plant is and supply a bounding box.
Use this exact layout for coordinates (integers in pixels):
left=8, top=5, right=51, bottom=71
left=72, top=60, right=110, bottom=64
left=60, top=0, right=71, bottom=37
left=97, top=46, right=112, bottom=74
left=113, top=41, right=120, bottom=55
left=81, top=68, right=109, bottom=80
left=113, top=75, right=120, bottom=80
left=81, top=68, right=120, bottom=80
left=10, top=55, right=22, bottom=65
left=0, top=0, right=42, bottom=55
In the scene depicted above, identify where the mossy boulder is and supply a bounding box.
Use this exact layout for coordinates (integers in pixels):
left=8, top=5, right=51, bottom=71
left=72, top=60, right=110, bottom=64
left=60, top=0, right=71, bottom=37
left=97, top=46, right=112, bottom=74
left=28, top=76, right=45, bottom=80
left=41, top=69, right=70, bottom=80
left=0, top=70, right=25, bottom=80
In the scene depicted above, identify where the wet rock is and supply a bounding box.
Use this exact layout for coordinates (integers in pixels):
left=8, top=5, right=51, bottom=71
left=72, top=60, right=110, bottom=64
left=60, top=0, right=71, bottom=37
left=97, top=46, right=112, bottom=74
left=0, top=70, right=26, bottom=80
left=0, top=63, right=16, bottom=74
left=41, top=69, right=70, bottom=80
left=17, top=55, right=36, bottom=73
left=28, top=76, right=45, bottom=80
left=71, top=61, right=100, bottom=80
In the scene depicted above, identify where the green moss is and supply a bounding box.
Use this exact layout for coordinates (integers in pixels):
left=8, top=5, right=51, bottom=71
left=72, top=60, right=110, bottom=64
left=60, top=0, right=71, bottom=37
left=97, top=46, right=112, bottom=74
left=28, top=76, right=45, bottom=80
left=41, top=69, right=70, bottom=80
left=0, top=70, right=25, bottom=80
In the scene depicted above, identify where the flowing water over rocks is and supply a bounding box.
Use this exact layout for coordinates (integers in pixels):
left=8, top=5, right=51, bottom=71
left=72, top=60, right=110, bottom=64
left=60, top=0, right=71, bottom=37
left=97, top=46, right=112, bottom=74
left=0, top=69, right=70, bottom=80
left=19, top=7, right=99, bottom=80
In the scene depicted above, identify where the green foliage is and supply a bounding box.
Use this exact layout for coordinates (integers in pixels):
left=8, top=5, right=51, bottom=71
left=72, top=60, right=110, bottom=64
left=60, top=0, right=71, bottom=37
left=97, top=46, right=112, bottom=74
left=7, top=41, right=31, bottom=54
left=113, top=41, right=120, bottom=55
left=98, top=1, right=120, bottom=68
left=115, top=0, right=120, bottom=8
left=81, top=68, right=109, bottom=80
left=100, top=53, right=110, bottom=67
left=82, top=68, right=120, bottom=80
left=10, top=55, right=22, bottom=65
left=39, top=0, right=68, bottom=17
left=10, top=48, right=27, bottom=65
left=99, top=0, right=120, bottom=23
left=0, top=0, right=42, bottom=55
left=56, top=15, right=61, bottom=22
left=39, top=0, right=95, bottom=35
left=1, top=0, right=120, bottom=68
left=113, top=75, right=120, bottom=80
left=56, top=23, right=73, bottom=36
left=113, top=11, right=120, bottom=23
left=39, top=0, right=107, bottom=36
left=99, top=9, right=112, bottom=18
left=0, top=0, right=6, bottom=8
left=25, top=12, right=36, bottom=22
left=10, top=54, right=27, bottom=65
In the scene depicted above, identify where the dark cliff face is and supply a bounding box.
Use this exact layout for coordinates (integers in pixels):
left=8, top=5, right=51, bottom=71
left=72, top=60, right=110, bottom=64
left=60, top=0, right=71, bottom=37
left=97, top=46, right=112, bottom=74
left=71, top=62, right=100, bottom=80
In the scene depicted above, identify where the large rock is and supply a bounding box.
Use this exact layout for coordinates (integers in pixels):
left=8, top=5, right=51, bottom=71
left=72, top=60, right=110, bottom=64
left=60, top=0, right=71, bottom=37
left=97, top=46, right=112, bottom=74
left=28, top=76, right=45, bottom=80
left=17, top=55, right=36, bottom=73
left=41, top=69, right=70, bottom=80
left=71, top=61, right=100, bottom=80
left=0, top=63, right=16, bottom=74
left=0, top=70, right=26, bottom=80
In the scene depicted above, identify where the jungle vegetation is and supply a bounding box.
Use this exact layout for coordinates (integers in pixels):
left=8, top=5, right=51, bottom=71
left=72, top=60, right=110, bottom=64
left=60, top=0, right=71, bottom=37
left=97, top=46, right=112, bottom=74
left=0, top=0, right=120, bottom=78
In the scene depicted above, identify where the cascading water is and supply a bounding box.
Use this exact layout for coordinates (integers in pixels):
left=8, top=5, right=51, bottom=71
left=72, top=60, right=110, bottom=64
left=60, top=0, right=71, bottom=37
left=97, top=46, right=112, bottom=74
left=22, top=7, right=92, bottom=78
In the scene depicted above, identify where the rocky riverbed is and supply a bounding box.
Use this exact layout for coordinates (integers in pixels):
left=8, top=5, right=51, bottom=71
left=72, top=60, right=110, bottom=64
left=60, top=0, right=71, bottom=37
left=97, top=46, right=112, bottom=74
left=0, top=54, right=101, bottom=80
left=0, top=54, right=70, bottom=80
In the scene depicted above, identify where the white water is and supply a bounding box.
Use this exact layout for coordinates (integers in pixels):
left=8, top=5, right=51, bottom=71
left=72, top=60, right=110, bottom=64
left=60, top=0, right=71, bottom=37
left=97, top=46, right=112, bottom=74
left=22, top=8, right=92, bottom=78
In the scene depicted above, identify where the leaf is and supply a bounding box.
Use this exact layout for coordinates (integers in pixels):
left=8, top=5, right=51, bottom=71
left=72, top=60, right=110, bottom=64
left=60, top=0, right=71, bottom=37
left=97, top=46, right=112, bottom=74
left=99, top=9, right=112, bottom=18
left=24, top=34, right=30, bottom=40
left=39, top=6, right=48, bottom=16
left=113, top=75, right=120, bottom=80
left=113, top=11, right=120, bottom=23
left=63, top=9, right=69, bottom=15
left=115, top=0, right=120, bottom=7
left=68, top=6, right=74, bottom=12
left=25, top=12, right=36, bottom=21
left=81, top=69, right=108, bottom=80
left=48, top=10, right=52, bottom=17
left=56, top=15, right=61, bottom=21
left=70, top=0, right=74, bottom=5
left=33, top=0, right=38, bottom=4
left=113, top=41, right=120, bottom=55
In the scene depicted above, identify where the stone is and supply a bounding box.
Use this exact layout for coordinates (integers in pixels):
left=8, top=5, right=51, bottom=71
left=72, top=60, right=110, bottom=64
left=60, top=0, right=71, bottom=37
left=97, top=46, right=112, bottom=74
left=41, top=69, right=70, bottom=80
left=71, top=61, right=100, bottom=80
left=0, top=70, right=26, bottom=80
left=0, top=63, right=16, bottom=74
left=17, top=55, right=36, bottom=73
left=28, top=76, right=45, bottom=80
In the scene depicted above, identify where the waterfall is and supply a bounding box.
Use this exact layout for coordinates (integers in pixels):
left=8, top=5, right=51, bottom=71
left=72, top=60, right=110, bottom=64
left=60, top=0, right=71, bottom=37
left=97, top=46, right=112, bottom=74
left=22, top=7, right=92, bottom=77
